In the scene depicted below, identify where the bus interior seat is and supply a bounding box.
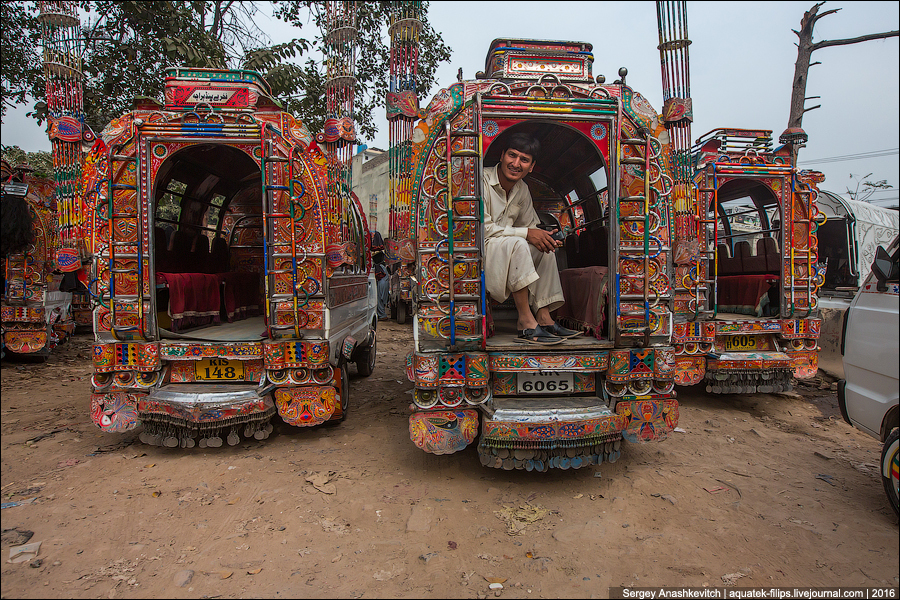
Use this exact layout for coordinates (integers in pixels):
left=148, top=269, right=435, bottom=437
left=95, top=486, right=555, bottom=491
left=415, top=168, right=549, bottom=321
left=192, top=234, right=211, bottom=273
left=717, top=243, right=738, bottom=274
left=210, top=236, right=231, bottom=272
left=155, top=226, right=174, bottom=273
left=758, top=237, right=781, bottom=273
left=742, top=239, right=767, bottom=273
left=734, top=241, right=752, bottom=273
left=564, top=225, right=608, bottom=270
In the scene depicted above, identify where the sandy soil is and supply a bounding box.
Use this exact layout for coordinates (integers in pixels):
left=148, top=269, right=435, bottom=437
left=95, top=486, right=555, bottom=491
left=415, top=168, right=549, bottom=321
left=1, top=321, right=897, bottom=599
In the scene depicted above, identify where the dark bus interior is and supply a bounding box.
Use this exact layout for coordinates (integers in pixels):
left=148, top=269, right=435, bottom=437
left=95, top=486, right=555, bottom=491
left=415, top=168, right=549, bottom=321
left=816, top=217, right=856, bottom=291
left=713, top=179, right=783, bottom=318
left=815, top=190, right=868, bottom=293
left=152, top=144, right=265, bottom=341
left=483, top=122, right=612, bottom=344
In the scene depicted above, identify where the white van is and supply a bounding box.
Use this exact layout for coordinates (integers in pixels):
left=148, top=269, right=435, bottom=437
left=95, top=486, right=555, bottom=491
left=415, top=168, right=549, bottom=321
left=816, top=191, right=898, bottom=378
left=838, top=235, right=899, bottom=517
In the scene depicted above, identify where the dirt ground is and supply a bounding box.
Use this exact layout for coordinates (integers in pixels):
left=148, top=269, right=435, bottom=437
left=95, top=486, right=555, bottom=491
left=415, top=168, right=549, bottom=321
left=1, top=321, right=897, bottom=599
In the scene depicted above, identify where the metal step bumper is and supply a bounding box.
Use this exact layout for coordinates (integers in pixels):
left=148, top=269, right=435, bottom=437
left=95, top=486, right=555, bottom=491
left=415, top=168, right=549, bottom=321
left=138, top=383, right=276, bottom=446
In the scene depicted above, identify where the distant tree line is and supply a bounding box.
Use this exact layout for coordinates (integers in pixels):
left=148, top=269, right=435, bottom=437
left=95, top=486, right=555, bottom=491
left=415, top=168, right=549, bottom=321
left=0, top=1, right=451, bottom=140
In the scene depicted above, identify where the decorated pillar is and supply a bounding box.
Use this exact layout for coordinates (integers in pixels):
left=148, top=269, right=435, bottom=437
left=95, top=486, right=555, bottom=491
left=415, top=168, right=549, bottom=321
left=38, top=0, right=89, bottom=270
left=387, top=2, right=422, bottom=246
left=319, top=0, right=358, bottom=246
left=656, top=1, right=701, bottom=316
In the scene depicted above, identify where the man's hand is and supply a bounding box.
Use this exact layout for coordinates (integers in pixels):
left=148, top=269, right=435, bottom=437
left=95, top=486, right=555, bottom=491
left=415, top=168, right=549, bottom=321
left=526, top=228, right=563, bottom=253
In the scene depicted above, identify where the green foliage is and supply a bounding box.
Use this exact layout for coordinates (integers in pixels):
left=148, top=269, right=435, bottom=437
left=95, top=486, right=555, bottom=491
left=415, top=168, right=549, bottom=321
left=0, top=144, right=54, bottom=179
left=0, top=1, right=44, bottom=120
left=2, top=1, right=451, bottom=143
left=272, top=1, right=451, bottom=140
left=156, top=181, right=185, bottom=225
left=76, top=1, right=239, bottom=130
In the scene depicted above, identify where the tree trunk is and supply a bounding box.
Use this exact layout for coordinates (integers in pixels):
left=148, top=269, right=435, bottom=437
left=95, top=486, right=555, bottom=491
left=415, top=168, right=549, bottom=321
left=788, top=3, right=826, bottom=130
left=788, top=2, right=899, bottom=132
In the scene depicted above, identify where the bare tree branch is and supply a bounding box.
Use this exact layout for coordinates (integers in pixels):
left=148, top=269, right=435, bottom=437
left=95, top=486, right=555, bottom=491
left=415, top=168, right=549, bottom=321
left=808, top=7, right=840, bottom=27
left=219, top=1, right=238, bottom=39
left=787, top=0, right=900, bottom=161
left=812, top=30, right=900, bottom=51
left=212, top=1, right=223, bottom=40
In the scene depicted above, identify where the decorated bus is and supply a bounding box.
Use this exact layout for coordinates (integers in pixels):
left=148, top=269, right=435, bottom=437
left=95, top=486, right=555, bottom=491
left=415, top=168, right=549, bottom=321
left=403, top=39, right=679, bottom=471
left=1, top=160, right=77, bottom=359
left=657, top=1, right=824, bottom=396
left=670, top=128, right=825, bottom=394
left=81, top=67, right=377, bottom=447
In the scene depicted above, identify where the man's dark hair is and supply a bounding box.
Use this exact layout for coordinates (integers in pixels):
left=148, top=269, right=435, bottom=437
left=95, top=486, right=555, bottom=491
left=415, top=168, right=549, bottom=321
left=504, top=132, right=540, bottom=161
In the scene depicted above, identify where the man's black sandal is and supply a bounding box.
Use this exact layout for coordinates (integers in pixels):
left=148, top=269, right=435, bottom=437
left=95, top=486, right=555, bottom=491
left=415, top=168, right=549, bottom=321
left=515, top=324, right=563, bottom=345
left=542, top=322, right=583, bottom=339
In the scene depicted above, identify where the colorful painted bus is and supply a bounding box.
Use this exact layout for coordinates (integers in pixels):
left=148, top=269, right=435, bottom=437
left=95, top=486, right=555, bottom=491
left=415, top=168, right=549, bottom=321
left=672, top=129, right=825, bottom=394
left=81, top=68, right=377, bottom=447
left=403, top=39, right=679, bottom=471
left=2, top=160, right=76, bottom=360
left=651, top=1, right=824, bottom=396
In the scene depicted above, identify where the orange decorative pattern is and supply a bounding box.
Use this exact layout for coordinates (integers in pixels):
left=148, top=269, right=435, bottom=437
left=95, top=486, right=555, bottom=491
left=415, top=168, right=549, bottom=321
left=617, top=399, right=679, bottom=444
left=409, top=410, right=479, bottom=455
left=274, top=386, right=337, bottom=426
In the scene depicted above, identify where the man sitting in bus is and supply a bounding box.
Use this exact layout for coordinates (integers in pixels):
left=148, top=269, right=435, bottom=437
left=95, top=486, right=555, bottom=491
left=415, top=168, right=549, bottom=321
left=483, top=132, right=581, bottom=344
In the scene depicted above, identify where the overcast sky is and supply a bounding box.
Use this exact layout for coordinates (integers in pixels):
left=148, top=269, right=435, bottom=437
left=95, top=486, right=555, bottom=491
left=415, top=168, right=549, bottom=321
left=3, top=1, right=898, bottom=204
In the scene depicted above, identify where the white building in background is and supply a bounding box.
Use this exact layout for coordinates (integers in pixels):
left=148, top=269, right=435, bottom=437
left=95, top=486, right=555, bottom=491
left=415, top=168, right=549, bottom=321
left=350, top=147, right=390, bottom=237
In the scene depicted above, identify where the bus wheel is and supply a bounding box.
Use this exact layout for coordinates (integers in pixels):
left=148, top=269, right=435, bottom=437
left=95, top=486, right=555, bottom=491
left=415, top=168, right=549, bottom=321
left=397, top=301, right=407, bottom=325
left=338, top=362, right=350, bottom=421
left=355, top=331, right=376, bottom=377
left=882, top=428, right=900, bottom=518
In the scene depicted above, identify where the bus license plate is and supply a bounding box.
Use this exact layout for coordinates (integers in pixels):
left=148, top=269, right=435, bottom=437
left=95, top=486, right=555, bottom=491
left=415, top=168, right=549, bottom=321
left=517, top=371, right=574, bottom=395
left=195, top=358, right=244, bottom=381
left=722, top=335, right=759, bottom=351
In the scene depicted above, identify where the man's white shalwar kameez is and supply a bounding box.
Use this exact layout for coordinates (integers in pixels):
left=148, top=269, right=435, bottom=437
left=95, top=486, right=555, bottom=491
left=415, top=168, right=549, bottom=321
left=482, top=165, right=564, bottom=312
